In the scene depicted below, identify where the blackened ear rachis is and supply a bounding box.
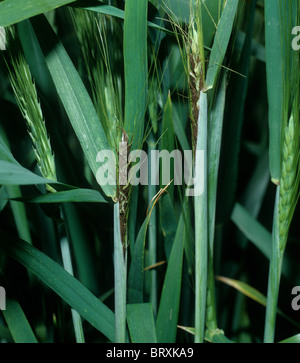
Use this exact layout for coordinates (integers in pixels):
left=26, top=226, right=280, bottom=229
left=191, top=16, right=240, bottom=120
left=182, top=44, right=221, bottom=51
left=117, top=131, right=132, bottom=253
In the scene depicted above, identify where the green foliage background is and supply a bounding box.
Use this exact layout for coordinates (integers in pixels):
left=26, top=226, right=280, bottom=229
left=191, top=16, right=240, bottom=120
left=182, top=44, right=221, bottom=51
left=0, top=0, right=299, bottom=343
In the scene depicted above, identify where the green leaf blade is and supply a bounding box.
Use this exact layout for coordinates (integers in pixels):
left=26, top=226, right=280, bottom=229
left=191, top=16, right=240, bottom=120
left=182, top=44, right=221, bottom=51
left=128, top=214, right=151, bottom=304
left=124, top=0, right=148, bottom=149
left=2, top=299, right=38, bottom=344
left=0, top=231, right=115, bottom=342
left=205, top=0, right=239, bottom=90
left=127, top=303, right=157, bottom=343
left=0, top=0, right=77, bottom=27
left=0, top=160, right=57, bottom=186
left=30, top=16, right=116, bottom=199
left=265, top=0, right=284, bottom=183
left=156, top=214, right=185, bottom=343
left=14, top=189, right=108, bottom=204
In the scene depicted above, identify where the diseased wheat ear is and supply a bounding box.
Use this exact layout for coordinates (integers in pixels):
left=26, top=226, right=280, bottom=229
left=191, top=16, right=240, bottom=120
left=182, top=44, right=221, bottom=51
left=278, top=114, right=300, bottom=251
left=187, top=1, right=206, bottom=154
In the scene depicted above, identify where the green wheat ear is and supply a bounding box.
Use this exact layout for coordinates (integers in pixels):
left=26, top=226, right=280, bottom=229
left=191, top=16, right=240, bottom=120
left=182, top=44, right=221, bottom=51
left=278, top=113, right=300, bottom=251
left=70, top=8, right=123, bottom=151
left=6, top=28, right=57, bottom=193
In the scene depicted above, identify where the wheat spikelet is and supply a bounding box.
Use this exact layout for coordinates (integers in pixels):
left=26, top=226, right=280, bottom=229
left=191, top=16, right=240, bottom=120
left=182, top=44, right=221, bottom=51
left=278, top=115, right=300, bottom=251
left=70, top=8, right=122, bottom=151
left=7, top=29, right=57, bottom=191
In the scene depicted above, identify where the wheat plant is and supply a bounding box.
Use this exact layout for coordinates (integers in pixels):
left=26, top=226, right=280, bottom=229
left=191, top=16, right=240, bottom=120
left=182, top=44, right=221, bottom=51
left=0, top=0, right=299, bottom=344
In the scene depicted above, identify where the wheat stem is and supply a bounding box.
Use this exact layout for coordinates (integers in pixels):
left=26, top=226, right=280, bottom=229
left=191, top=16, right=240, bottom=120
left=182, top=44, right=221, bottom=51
left=264, top=113, right=300, bottom=342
